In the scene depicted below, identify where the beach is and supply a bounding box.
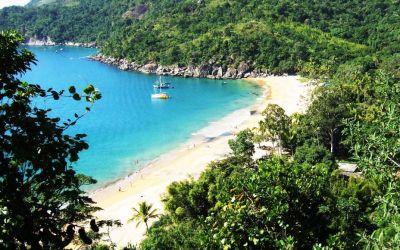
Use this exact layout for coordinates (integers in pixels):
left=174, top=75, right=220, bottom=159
left=90, top=75, right=313, bottom=247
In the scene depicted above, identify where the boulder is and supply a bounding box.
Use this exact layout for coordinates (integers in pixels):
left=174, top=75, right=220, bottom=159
left=195, top=64, right=212, bottom=78
left=118, top=59, right=130, bottom=71
left=141, top=63, right=158, bottom=73
left=184, top=65, right=195, bottom=77
left=223, top=68, right=238, bottom=79
left=211, top=66, right=219, bottom=76
left=172, top=67, right=182, bottom=76
left=184, top=72, right=194, bottom=77
left=130, top=62, right=140, bottom=70
left=237, top=62, right=250, bottom=77
left=109, top=57, right=117, bottom=64
left=156, top=66, right=165, bottom=74
left=193, top=68, right=200, bottom=78
left=217, top=66, right=224, bottom=78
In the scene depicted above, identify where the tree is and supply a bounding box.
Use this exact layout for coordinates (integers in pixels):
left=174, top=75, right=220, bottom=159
left=128, top=202, right=158, bottom=234
left=252, top=128, right=265, bottom=148
left=259, top=104, right=290, bottom=154
left=228, top=129, right=255, bottom=165
left=140, top=216, right=213, bottom=250
left=359, top=181, right=400, bottom=249
left=144, top=154, right=379, bottom=249
left=0, top=31, right=102, bottom=248
left=293, top=142, right=335, bottom=168
left=344, top=69, right=400, bottom=176
left=300, top=84, right=353, bottom=156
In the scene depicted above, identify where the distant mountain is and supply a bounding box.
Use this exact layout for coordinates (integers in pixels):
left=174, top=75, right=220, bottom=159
left=26, top=0, right=58, bottom=7
left=26, top=0, right=79, bottom=7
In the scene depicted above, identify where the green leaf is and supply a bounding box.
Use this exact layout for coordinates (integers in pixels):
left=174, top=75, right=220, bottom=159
left=72, top=93, right=81, bottom=101
left=84, top=84, right=95, bottom=94
left=68, top=86, right=76, bottom=94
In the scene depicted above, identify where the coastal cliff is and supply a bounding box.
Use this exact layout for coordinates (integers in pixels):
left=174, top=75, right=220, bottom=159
left=89, top=54, right=271, bottom=79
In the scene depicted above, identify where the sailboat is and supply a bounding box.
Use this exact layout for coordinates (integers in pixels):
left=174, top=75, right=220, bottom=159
left=151, top=81, right=170, bottom=99
left=153, top=76, right=171, bottom=89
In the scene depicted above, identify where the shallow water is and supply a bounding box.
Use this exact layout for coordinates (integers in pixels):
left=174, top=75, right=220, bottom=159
left=21, top=46, right=261, bottom=188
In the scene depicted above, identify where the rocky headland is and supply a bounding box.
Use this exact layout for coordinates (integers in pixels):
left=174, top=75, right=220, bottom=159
left=22, top=36, right=269, bottom=79
left=23, top=36, right=97, bottom=48
left=89, top=53, right=271, bottom=79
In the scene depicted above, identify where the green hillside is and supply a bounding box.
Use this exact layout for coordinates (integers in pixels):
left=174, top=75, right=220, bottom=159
left=0, top=0, right=398, bottom=75
left=2, top=1, right=400, bottom=249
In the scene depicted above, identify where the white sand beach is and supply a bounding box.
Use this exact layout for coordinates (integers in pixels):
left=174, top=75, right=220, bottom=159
left=90, top=76, right=313, bottom=247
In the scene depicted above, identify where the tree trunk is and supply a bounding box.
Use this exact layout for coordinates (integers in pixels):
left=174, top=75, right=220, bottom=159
left=278, top=136, right=282, bottom=155
left=271, top=140, right=275, bottom=154
left=330, top=128, right=335, bottom=155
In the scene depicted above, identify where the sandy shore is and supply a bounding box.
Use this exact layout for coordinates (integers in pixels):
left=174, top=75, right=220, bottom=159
left=90, top=76, right=313, bottom=247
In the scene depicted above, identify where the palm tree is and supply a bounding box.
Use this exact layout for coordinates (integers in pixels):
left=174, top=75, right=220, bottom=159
left=128, top=201, right=158, bottom=233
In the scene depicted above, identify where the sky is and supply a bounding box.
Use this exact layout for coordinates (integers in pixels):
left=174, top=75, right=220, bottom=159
left=0, top=0, right=30, bottom=8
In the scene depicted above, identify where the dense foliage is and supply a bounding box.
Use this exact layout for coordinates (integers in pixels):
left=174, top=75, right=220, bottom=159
left=1, top=0, right=399, bottom=74
left=0, top=0, right=132, bottom=43
left=140, top=54, right=400, bottom=248
left=141, top=149, right=378, bottom=249
left=1, top=0, right=400, bottom=249
left=0, top=31, right=106, bottom=248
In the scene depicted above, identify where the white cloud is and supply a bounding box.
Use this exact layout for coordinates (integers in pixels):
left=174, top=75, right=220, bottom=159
left=0, top=0, right=31, bottom=9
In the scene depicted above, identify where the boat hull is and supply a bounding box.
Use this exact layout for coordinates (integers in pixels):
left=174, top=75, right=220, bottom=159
left=151, top=93, right=170, bottom=99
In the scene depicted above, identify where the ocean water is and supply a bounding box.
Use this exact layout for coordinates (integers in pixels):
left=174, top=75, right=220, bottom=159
left=21, top=46, right=261, bottom=188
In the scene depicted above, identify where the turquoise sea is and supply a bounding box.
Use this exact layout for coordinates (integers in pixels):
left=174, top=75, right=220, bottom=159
left=22, top=46, right=261, bottom=189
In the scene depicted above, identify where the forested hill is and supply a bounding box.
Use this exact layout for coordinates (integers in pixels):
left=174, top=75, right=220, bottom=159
left=2, top=2, right=400, bottom=249
left=1, top=0, right=399, bottom=74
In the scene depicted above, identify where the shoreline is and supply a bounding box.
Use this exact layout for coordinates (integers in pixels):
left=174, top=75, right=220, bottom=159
left=87, top=79, right=265, bottom=193
left=24, top=42, right=276, bottom=79
left=89, top=79, right=267, bottom=195
left=23, top=37, right=97, bottom=48
left=90, top=76, right=313, bottom=247
left=88, top=106, right=262, bottom=194
left=89, top=53, right=272, bottom=79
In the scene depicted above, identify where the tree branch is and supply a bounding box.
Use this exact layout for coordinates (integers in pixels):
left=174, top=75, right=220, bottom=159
left=388, top=156, right=400, bottom=168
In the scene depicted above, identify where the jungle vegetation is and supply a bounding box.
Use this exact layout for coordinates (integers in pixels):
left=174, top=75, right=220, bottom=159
left=1, top=0, right=399, bottom=249
left=141, top=56, right=400, bottom=248
left=0, top=0, right=399, bottom=74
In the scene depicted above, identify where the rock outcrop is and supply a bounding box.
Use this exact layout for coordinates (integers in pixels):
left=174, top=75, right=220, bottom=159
left=237, top=62, right=250, bottom=78
left=65, top=41, right=97, bottom=48
left=23, top=36, right=97, bottom=48
left=24, top=36, right=56, bottom=46
left=123, top=4, right=149, bottom=19
left=89, top=54, right=270, bottom=79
